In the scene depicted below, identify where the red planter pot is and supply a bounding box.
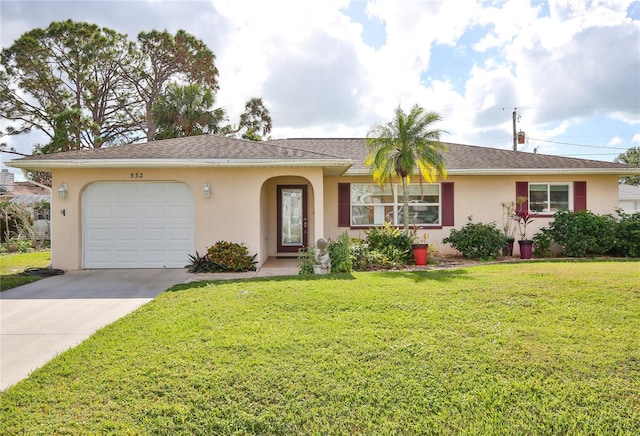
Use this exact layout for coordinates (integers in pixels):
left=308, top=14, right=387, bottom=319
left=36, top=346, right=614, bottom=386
left=518, top=240, right=533, bottom=259
left=412, top=244, right=429, bottom=266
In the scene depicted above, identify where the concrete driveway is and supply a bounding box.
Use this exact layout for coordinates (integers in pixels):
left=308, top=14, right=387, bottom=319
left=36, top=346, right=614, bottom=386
left=0, top=269, right=190, bottom=391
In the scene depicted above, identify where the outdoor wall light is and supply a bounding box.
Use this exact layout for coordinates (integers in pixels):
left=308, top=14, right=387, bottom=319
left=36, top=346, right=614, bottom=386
left=58, top=183, right=68, bottom=199
left=203, top=182, right=211, bottom=198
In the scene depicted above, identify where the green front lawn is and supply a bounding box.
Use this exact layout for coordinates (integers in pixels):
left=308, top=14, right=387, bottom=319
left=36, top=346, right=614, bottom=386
left=1, top=261, right=639, bottom=434
left=0, top=251, right=51, bottom=291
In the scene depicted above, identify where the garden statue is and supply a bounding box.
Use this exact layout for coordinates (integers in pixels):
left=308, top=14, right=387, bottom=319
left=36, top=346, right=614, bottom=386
left=313, top=238, right=331, bottom=274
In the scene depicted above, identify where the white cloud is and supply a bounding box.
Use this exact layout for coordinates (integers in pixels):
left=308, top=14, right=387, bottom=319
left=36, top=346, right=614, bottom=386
left=0, top=0, right=638, bottom=163
left=608, top=135, right=623, bottom=146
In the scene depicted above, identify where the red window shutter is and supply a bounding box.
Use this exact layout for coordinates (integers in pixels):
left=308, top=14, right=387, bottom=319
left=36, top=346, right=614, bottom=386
left=338, top=183, right=351, bottom=227
left=515, top=182, right=529, bottom=212
left=574, top=181, right=587, bottom=211
left=441, top=182, right=454, bottom=226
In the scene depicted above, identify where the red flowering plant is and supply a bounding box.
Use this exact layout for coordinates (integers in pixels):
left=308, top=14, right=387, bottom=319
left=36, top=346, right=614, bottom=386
left=513, top=196, right=534, bottom=240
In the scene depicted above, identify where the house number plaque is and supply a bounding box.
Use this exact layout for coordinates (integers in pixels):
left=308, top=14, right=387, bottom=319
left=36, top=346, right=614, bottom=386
left=129, top=172, right=144, bottom=179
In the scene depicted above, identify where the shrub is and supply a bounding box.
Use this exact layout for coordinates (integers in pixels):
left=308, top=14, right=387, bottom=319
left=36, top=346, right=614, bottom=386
left=532, top=228, right=553, bottom=258
left=186, top=251, right=219, bottom=273
left=187, top=242, right=257, bottom=273
left=609, top=210, right=640, bottom=258
left=365, top=222, right=412, bottom=264
left=297, top=245, right=315, bottom=275
left=328, top=232, right=352, bottom=273
left=350, top=241, right=407, bottom=270
left=6, top=238, right=33, bottom=253
left=546, top=210, right=616, bottom=257
left=443, top=217, right=507, bottom=260
left=207, top=241, right=257, bottom=271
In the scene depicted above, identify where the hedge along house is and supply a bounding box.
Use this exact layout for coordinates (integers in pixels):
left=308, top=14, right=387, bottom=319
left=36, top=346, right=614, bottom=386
left=7, top=135, right=640, bottom=270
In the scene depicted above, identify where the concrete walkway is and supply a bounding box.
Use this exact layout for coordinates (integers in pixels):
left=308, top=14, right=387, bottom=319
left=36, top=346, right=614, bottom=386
left=0, top=259, right=299, bottom=391
left=186, top=257, right=299, bottom=282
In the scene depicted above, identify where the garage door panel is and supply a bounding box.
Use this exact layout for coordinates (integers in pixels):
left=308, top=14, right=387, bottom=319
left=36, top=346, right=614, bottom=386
left=143, top=205, right=165, bottom=218
left=86, top=250, right=112, bottom=266
left=83, top=182, right=195, bottom=268
left=116, top=228, right=138, bottom=241
left=116, top=206, right=138, bottom=219
left=86, top=205, right=112, bottom=219
left=170, top=228, right=192, bottom=241
left=142, top=228, right=165, bottom=241
left=114, top=250, right=139, bottom=264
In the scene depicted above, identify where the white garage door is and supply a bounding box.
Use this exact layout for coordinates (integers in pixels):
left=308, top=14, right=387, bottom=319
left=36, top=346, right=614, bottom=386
left=83, top=182, right=195, bottom=268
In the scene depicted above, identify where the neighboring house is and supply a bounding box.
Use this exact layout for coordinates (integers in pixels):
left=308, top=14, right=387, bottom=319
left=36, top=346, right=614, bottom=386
left=0, top=169, right=16, bottom=200
left=7, top=136, right=640, bottom=270
left=619, top=184, right=640, bottom=213
left=1, top=169, right=52, bottom=240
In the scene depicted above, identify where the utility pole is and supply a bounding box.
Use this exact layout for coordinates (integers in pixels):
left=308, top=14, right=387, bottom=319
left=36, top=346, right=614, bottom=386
left=512, top=108, right=517, bottom=151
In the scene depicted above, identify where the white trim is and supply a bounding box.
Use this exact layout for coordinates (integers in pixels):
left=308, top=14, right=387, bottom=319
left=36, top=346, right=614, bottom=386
left=350, top=182, right=442, bottom=227
left=528, top=182, right=573, bottom=213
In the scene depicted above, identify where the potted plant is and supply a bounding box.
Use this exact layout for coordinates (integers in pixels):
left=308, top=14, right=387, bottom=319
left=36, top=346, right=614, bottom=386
left=513, top=197, right=534, bottom=259
left=410, top=227, right=429, bottom=266
left=500, top=200, right=517, bottom=256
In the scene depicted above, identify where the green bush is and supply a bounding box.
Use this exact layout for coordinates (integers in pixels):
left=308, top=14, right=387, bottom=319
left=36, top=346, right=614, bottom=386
left=7, top=238, right=33, bottom=253
left=365, top=222, right=412, bottom=264
left=297, top=246, right=315, bottom=275
left=185, top=241, right=257, bottom=273
left=347, top=223, right=413, bottom=272
left=546, top=210, right=616, bottom=257
left=532, top=228, right=553, bottom=258
left=350, top=241, right=407, bottom=270
left=609, top=210, right=640, bottom=258
left=328, top=232, right=352, bottom=273
left=443, top=217, right=507, bottom=260
left=207, top=241, right=257, bottom=271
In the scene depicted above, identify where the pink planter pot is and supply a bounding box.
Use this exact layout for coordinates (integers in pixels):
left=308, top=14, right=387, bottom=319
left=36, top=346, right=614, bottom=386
left=518, top=240, right=533, bottom=259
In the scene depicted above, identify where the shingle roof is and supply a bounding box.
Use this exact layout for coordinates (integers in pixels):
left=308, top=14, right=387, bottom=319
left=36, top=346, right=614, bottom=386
left=8, top=135, right=638, bottom=175
left=15, top=135, right=341, bottom=161
left=268, top=138, right=636, bottom=173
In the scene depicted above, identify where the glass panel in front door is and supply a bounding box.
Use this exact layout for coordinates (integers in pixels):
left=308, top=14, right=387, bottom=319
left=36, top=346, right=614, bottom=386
left=281, top=188, right=303, bottom=246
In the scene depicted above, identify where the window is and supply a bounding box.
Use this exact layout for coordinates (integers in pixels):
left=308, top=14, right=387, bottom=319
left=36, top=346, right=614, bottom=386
left=529, top=183, right=571, bottom=213
left=350, top=183, right=441, bottom=226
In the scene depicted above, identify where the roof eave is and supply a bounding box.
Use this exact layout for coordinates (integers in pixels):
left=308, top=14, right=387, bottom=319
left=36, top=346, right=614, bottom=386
left=345, top=168, right=640, bottom=176
left=6, top=158, right=355, bottom=172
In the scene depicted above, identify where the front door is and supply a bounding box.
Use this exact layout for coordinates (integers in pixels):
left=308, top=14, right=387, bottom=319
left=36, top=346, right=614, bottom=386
left=277, top=185, right=308, bottom=253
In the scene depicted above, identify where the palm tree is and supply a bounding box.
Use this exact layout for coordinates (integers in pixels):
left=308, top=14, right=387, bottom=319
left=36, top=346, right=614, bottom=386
left=366, top=105, right=448, bottom=230
left=152, top=83, right=226, bottom=139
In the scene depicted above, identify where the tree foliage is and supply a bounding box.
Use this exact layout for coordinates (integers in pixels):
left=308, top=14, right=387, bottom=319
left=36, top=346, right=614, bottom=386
left=0, top=21, right=220, bottom=152
left=366, top=105, right=448, bottom=230
left=153, top=83, right=225, bottom=139
left=615, top=146, right=640, bottom=186
left=135, top=29, right=219, bottom=141
left=239, top=97, right=272, bottom=140
left=0, top=20, right=142, bottom=150
left=221, top=97, right=273, bottom=141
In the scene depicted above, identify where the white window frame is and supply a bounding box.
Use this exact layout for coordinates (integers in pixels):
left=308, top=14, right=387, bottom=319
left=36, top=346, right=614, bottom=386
left=528, top=182, right=572, bottom=213
left=350, top=183, right=441, bottom=227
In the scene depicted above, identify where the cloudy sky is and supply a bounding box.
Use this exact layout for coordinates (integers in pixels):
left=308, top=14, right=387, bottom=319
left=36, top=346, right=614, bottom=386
left=1, top=0, right=639, bottom=176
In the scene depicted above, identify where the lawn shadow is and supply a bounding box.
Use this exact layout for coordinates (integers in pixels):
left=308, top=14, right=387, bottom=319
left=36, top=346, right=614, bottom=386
left=381, top=268, right=471, bottom=283
left=167, top=272, right=356, bottom=292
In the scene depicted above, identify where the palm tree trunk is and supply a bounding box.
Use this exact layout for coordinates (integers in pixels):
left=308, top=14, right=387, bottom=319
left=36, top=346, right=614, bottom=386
left=401, top=176, right=410, bottom=230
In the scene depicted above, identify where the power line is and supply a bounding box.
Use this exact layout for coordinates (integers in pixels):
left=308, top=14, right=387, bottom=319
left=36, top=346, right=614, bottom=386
left=527, top=137, right=630, bottom=150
